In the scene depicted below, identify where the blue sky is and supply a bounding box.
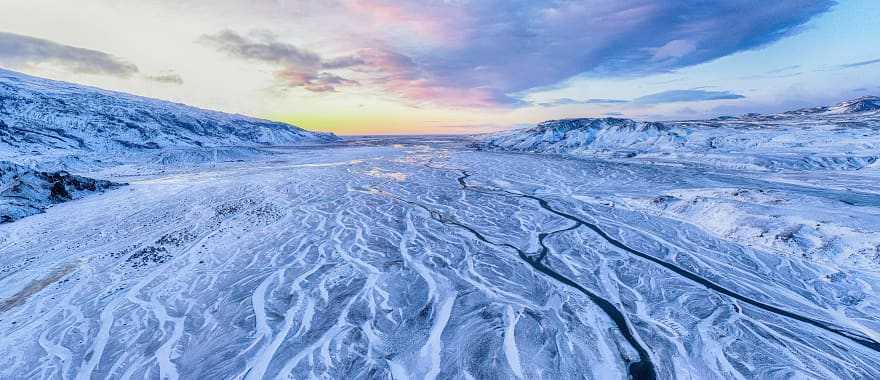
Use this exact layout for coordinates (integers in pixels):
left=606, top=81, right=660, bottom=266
left=525, top=0, right=880, bottom=119
left=0, top=0, right=878, bottom=134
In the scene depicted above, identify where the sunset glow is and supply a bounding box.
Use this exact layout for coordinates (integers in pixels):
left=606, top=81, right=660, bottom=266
left=2, top=0, right=878, bottom=134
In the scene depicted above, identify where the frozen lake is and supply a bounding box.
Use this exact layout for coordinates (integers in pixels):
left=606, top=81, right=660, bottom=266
left=1, top=136, right=879, bottom=379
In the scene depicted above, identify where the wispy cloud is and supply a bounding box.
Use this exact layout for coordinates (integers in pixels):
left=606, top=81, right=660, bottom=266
left=274, top=69, right=357, bottom=92
left=766, top=65, right=801, bottom=74
left=198, top=30, right=361, bottom=92
left=536, top=98, right=629, bottom=107
left=736, top=65, right=803, bottom=80
left=0, top=31, right=138, bottom=77
left=338, top=0, right=833, bottom=106
left=198, top=1, right=834, bottom=108
left=633, top=89, right=745, bottom=104
left=838, top=57, right=880, bottom=69
left=536, top=90, right=745, bottom=108
left=145, top=71, right=183, bottom=85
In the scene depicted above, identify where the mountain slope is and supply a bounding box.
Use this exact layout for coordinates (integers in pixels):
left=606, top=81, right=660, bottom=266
left=0, top=68, right=338, bottom=157
left=480, top=97, right=880, bottom=171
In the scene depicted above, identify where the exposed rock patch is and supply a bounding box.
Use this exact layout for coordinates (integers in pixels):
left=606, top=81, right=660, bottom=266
left=0, top=161, right=122, bottom=223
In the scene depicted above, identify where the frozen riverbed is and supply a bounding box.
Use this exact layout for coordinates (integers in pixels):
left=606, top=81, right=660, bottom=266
left=1, top=137, right=878, bottom=379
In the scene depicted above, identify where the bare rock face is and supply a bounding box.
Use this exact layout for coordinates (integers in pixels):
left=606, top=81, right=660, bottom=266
left=0, top=161, right=121, bottom=223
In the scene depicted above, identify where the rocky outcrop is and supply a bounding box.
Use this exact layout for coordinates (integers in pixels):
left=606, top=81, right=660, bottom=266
left=0, top=161, right=121, bottom=223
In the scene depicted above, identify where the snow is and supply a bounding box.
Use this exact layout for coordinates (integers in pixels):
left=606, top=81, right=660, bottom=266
left=480, top=98, right=880, bottom=171
left=0, top=68, right=338, bottom=168
left=0, top=69, right=878, bottom=379
left=0, top=139, right=877, bottom=379
left=602, top=187, right=880, bottom=269
left=481, top=97, right=880, bottom=272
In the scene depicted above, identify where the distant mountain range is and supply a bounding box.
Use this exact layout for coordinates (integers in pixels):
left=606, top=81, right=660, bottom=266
left=0, top=68, right=338, bottom=158
left=784, top=95, right=880, bottom=115
left=481, top=95, right=880, bottom=171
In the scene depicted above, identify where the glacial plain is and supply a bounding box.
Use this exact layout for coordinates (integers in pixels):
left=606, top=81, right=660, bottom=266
left=1, top=69, right=879, bottom=380
left=1, top=135, right=879, bottom=379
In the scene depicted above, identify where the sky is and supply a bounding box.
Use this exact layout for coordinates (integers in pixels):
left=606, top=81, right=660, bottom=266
left=0, top=0, right=878, bottom=135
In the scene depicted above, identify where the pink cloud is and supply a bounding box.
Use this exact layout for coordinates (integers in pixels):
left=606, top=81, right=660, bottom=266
left=346, top=0, right=462, bottom=43
left=200, top=1, right=836, bottom=109
left=349, top=47, right=518, bottom=107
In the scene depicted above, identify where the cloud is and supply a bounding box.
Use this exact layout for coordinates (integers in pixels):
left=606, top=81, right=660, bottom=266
left=838, top=57, right=880, bottom=69
left=737, top=65, right=803, bottom=80
left=199, top=1, right=834, bottom=107
left=145, top=71, right=183, bottom=85
left=199, top=30, right=322, bottom=68
left=649, top=39, right=698, bottom=61
left=338, top=0, right=833, bottom=106
left=536, top=98, right=629, bottom=107
left=766, top=65, right=801, bottom=74
left=536, top=91, right=744, bottom=107
left=274, top=69, right=358, bottom=92
left=634, top=89, right=745, bottom=104
left=198, top=30, right=510, bottom=106
left=0, top=31, right=138, bottom=77
left=199, top=30, right=360, bottom=92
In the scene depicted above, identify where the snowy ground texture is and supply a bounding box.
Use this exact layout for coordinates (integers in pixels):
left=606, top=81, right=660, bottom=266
left=0, top=69, right=879, bottom=379
left=2, top=139, right=879, bottom=379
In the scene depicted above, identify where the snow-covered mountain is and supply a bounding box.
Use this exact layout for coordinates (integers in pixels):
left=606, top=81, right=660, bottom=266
left=0, top=68, right=340, bottom=220
left=835, top=95, right=880, bottom=113
left=0, top=161, right=119, bottom=222
left=785, top=95, right=880, bottom=115
left=480, top=97, right=880, bottom=171
left=0, top=68, right=338, bottom=158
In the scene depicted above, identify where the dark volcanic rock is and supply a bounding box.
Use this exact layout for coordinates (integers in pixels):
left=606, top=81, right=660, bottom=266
left=0, top=161, right=122, bottom=223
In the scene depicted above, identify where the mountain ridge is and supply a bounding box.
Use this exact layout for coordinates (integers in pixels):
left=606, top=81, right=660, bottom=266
left=0, top=68, right=338, bottom=157
left=481, top=95, right=880, bottom=171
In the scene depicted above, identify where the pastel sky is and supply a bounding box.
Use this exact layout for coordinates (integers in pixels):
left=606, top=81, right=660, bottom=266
left=1, top=0, right=878, bottom=135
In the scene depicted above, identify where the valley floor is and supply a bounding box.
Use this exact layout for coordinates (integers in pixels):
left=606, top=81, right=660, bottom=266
left=1, top=137, right=879, bottom=379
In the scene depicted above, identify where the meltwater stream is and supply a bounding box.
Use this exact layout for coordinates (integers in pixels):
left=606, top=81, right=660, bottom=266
left=452, top=165, right=880, bottom=353
left=382, top=178, right=658, bottom=380
left=2, top=136, right=879, bottom=379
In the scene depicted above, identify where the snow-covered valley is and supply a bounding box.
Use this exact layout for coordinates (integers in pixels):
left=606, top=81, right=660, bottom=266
left=0, top=69, right=879, bottom=379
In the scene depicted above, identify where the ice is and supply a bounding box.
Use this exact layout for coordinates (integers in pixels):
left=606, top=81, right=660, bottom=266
left=1, top=139, right=877, bottom=379
left=0, top=69, right=878, bottom=379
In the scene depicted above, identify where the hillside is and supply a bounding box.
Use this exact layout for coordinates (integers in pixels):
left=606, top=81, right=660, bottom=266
left=481, top=97, right=880, bottom=171
left=0, top=68, right=338, bottom=159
